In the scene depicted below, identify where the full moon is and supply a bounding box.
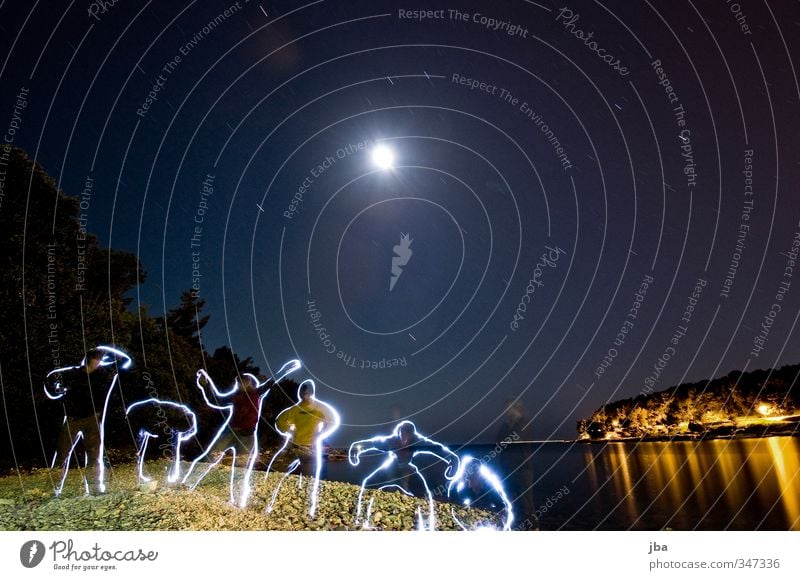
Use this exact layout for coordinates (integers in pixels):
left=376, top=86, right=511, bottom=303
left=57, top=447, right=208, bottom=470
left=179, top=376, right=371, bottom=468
left=371, top=144, right=394, bottom=170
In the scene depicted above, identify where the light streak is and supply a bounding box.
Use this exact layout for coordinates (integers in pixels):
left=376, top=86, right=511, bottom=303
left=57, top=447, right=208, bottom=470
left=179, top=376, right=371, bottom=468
left=82, top=345, right=133, bottom=370
left=54, top=431, right=84, bottom=497
left=354, top=454, right=395, bottom=526
left=125, top=398, right=198, bottom=483
left=266, top=459, right=300, bottom=514
left=447, top=455, right=514, bottom=531
left=363, top=497, right=375, bottom=530
left=134, top=432, right=156, bottom=483
left=264, top=379, right=340, bottom=518
left=239, top=359, right=300, bottom=508
left=183, top=360, right=301, bottom=506
left=95, top=347, right=132, bottom=493
left=348, top=421, right=459, bottom=530
left=181, top=369, right=233, bottom=502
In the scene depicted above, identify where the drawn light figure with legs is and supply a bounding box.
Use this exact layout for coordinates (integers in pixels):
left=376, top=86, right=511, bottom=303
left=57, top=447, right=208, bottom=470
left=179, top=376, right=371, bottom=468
left=264, top=379, right=340, bottom=518
left=125, top=399, right=198, bottom=485
left=348, top=420, right=460, bottom=530
left=446, top=455, right=514, bottom=531
left=43, top=346, right=132, bottom=496
left=182, top=359, right=301, bottom=507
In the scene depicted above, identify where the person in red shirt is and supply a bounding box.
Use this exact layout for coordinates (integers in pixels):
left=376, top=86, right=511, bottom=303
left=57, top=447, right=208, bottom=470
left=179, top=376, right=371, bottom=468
left=348, top=421, right=460, bottom=529
left=182, top=359, right=300, bottom=507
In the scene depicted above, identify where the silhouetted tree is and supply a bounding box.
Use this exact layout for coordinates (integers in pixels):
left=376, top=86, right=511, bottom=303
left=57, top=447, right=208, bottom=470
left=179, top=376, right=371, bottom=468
left=166, top=291, right=209, bottom=347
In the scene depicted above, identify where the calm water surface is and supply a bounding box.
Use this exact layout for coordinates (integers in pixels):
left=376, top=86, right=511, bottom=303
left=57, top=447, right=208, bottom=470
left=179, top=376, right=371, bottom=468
left=324, top=436, right=800, bottom=530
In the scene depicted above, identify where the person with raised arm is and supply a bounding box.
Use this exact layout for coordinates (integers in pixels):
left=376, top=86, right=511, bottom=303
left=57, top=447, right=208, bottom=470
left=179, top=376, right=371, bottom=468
left=182, top=359, right=300, bottom=507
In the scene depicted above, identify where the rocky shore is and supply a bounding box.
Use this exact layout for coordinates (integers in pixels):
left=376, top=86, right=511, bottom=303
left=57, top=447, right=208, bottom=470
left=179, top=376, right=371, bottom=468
left=0, top=460, right=499, bottom=531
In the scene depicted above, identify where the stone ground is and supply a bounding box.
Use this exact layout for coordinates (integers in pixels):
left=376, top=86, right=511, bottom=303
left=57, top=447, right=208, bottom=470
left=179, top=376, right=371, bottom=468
left=0, top=459, right=501, bottom=531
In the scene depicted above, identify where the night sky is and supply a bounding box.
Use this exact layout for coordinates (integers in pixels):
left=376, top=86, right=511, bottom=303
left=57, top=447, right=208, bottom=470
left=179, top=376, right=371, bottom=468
left=2, top=0, right=799, bottom=445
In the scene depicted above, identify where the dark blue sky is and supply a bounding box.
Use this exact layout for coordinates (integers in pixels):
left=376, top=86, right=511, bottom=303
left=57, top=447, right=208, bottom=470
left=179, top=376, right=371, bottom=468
left=2, top=0, right=799, bottom=444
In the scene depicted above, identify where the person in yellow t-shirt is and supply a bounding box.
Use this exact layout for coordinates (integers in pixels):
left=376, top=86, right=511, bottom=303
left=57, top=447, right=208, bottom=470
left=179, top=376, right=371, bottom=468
left=265, top=379, right=340, bottom=517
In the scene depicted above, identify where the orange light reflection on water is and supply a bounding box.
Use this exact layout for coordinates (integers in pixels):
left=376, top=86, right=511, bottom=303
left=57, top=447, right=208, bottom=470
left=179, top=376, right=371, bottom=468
left=587, top=437, right=800, bottom=529
left=766, top=437, right=800, bottom=528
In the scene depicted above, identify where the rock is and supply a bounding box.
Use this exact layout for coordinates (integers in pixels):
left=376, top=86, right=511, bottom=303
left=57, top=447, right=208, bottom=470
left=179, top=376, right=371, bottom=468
left=0, top=459, right=497, bottom=531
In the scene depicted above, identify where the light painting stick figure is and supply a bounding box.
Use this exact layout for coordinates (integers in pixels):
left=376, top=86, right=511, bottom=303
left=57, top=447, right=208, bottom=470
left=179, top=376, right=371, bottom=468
left=264, top=379, right=340, bottom=517
left=125, top=398, right=198, bottom=484
left=348, top=420, right=460, bottom=530
left=44, top=346, right=132, bottom=496
left=182, top=359, right=301, bottom=506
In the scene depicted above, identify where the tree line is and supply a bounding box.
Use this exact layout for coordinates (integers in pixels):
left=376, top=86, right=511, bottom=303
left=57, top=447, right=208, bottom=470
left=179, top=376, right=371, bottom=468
left=0, top=147, right=295, bottom=470
left=577, top=364, right=800, bottom=440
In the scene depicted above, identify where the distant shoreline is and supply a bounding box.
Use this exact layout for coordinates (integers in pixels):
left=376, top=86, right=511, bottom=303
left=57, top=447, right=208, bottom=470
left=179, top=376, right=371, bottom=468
left=408, top=429, right=800, bottom=447
left=578, top=430, right=800, bottom=444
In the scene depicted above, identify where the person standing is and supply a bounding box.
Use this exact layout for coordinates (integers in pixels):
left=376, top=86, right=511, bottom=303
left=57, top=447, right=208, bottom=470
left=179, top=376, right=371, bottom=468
left=348, top=420, right=460, bottom=529
left=182, top=359, right=300, bottom=507
left=264, top=379, right=340, bottom=517
left=44, top=346, right=132, bottom=496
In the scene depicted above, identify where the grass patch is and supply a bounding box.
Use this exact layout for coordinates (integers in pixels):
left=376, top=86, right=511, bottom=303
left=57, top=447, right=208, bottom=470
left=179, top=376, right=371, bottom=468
left=0, top=460, right=500, bottom=531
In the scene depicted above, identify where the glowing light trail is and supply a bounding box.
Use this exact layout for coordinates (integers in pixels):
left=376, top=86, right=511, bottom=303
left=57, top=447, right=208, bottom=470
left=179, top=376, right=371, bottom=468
left=44, top=346, right=132, bottom=496
left=348, top=421, right=459, bottom=530
left=264, top=378, right=340, bottom=517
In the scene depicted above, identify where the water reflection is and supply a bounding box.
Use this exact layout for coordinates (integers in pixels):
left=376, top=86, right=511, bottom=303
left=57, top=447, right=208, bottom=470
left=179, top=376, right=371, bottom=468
left=327, top=436, right=800, bottom=529
left=588, top=437, right=800, bottom=530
